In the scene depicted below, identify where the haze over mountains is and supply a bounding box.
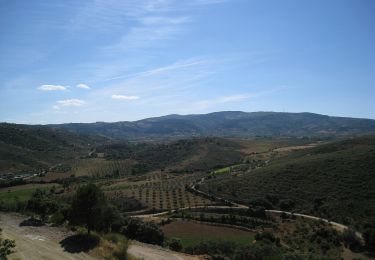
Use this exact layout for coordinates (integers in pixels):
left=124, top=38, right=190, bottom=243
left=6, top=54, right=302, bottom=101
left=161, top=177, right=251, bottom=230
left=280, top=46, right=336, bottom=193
left=47, top=111, right=375, bottom=140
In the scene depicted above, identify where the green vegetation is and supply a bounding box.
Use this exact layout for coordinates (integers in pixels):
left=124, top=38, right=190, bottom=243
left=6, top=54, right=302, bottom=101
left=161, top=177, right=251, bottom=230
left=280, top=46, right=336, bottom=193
left=69, top=183, right=121, bottom=234
left=0, top=228, right=15, bottom=260
left=50, top=111, right=375, bottom=140
left=1, top=122, right=374, bottom=259
left=0, top=184, right=58, bottom=212
left=184, top=239, right=282, bottom=259
left=202, top=135, right=375, bottom=230
left=121, top=218, right=164, bottom=245
left=26, top=188, right=59, bottom=221
left=97, top=137, right=245, bottom=173
left=169, top=209, right=275, bottom=229
left=0, top=123, right=107, bottom=174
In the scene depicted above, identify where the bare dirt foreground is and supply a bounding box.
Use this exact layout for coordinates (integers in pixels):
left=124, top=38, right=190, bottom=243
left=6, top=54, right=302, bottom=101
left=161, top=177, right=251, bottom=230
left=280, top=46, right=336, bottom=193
left=0, top=212, right=94, bottom=260
left=0, top=212, right=202, bottom=260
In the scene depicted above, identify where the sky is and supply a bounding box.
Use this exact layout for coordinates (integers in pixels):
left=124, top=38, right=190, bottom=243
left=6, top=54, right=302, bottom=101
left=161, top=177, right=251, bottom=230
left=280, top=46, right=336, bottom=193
left=0, top=0, right=374, bottom=124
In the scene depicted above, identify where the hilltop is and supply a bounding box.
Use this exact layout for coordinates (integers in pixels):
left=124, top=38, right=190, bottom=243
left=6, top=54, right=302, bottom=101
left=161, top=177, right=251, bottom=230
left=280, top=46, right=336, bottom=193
left=49, top=111, right=375, bottom=140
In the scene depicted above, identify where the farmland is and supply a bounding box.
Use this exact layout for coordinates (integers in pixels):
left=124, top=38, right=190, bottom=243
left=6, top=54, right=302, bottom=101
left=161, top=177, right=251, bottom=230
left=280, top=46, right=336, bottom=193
left=103, top=171, right=215, bottom=211
left=0, top=130, right=374, bottom=259
left=162, top=220, right=255, bottom=248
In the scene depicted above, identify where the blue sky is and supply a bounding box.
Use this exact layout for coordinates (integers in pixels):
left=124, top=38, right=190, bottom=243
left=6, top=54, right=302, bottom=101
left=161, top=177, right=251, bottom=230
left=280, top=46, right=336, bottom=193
left=0, top=0, right=374, bottom=124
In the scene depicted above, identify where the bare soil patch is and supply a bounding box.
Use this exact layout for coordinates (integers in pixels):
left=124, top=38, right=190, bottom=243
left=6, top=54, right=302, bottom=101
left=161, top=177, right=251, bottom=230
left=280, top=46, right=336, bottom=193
left=162, top=220, right=254, bottom=238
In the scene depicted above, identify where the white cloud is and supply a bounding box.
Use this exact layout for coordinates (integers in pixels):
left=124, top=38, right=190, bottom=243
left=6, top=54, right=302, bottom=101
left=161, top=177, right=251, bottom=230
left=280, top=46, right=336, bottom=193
left=38, top=84, right=67, bottom=91
left=76, top=83, right=91, bottom=89
left=112, top=94, right=140, bottom=100
left=53, top=99, right=85, bottom=110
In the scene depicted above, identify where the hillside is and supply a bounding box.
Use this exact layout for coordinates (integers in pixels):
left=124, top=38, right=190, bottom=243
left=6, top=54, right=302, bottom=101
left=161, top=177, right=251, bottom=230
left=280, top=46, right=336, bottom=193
left=95, top=138, right=248, bottom=174
left=49, top=111, right=375, bottom=140
left=0, top=123, right=107, bottom=175
left=201, top=135, right=375, bottom=230
left=0, top=121, right=258, bottom=179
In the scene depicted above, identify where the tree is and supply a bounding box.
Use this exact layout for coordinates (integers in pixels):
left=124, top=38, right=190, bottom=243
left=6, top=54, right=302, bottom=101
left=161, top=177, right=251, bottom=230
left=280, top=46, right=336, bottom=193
left=69, top=183, right=106, bottom=234
left=26, top=189, right=58, bottom=222
left=0, top=228, right=16, bottom=259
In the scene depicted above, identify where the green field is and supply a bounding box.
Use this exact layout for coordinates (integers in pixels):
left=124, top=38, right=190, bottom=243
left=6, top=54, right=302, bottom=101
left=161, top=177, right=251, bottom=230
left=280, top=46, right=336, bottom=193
left=0, top=183, right=58, bottom=210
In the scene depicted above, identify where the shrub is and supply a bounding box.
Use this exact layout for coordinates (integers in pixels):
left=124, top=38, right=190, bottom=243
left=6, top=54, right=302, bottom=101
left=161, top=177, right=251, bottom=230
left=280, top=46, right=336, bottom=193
left=50, top=211, right=65, bottom=226
left=169, top=238, right=182, bottom=252
left=113, top=243, right=128, bottom=260
left=0, top=228, right=16, bottom=259
left=363, top=227, right=375, bottom=252
left=255, top=231, right=276, bottom=243
left=121, top=218, right=164, bottom=245
left=342, top=229, right=361, bottom=251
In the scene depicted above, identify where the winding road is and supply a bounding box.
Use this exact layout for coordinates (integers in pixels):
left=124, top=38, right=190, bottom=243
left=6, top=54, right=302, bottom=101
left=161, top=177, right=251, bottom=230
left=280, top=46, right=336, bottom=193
left=135, top=158, right=363, bottom=240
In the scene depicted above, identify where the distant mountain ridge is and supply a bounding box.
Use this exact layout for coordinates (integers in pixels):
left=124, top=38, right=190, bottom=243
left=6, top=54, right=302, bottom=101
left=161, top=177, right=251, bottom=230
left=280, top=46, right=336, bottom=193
left=48, top=111, right=375, bottom=140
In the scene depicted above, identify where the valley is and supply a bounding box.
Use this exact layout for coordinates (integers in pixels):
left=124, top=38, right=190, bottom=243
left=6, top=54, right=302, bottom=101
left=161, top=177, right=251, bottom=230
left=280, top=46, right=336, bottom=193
left=0, top=115, right=375, bottom=259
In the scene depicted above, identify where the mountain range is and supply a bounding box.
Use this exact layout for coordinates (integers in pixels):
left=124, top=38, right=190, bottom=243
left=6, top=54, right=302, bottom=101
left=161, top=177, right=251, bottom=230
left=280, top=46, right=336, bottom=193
left=47, top=111, right=375, bottom=140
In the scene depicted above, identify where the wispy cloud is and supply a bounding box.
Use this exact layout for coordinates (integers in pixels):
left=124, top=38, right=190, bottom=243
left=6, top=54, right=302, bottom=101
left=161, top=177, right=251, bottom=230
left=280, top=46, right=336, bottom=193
left=53, top=99, right=85, bottom=110
left=195, top=94, right=252, bottom=109
left=193, top=86, right=290, bottom=111
left=105, top=58, right=206, bottom=81
left=105, top=15, right=190, bottom=52
left=38, top=84, right=67, bottom=91
left=76, top=83, right=91, bottom=89
left=111, top=95, right=140, bottom=100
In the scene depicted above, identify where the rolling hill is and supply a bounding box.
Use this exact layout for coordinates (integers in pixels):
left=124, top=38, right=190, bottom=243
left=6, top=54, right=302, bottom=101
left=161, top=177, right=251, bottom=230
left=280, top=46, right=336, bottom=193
left=201, top=135, right=375, bottom=230
left=49, top=111, right=375, bottom=140
left=0, top=123, right=107, bottom=174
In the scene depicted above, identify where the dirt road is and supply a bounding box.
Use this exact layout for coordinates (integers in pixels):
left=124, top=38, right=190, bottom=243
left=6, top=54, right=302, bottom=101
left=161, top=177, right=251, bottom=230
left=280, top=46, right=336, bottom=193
left=0, top=213, right=95, bottom=260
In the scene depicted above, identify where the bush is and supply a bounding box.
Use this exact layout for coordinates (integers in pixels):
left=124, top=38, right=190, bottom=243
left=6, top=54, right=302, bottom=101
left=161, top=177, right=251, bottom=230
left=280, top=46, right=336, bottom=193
left=279, top=199, right=295, bottom=211
left=363, top=227, right=375, bottom=252
left=255, top=231, right=276, bottom=243
left=113, top=243, right=128, bottom=260
left=0, top=228, right=16, bottom=259
left=169, top=238, right=182, bottom=252
left=121, top=218, right=164, bottom=245
left=50, top=211, right=65, bottom=226
left=342, top=229, right=361, bottom=251
left=185, top=240, right=237, bottom=257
